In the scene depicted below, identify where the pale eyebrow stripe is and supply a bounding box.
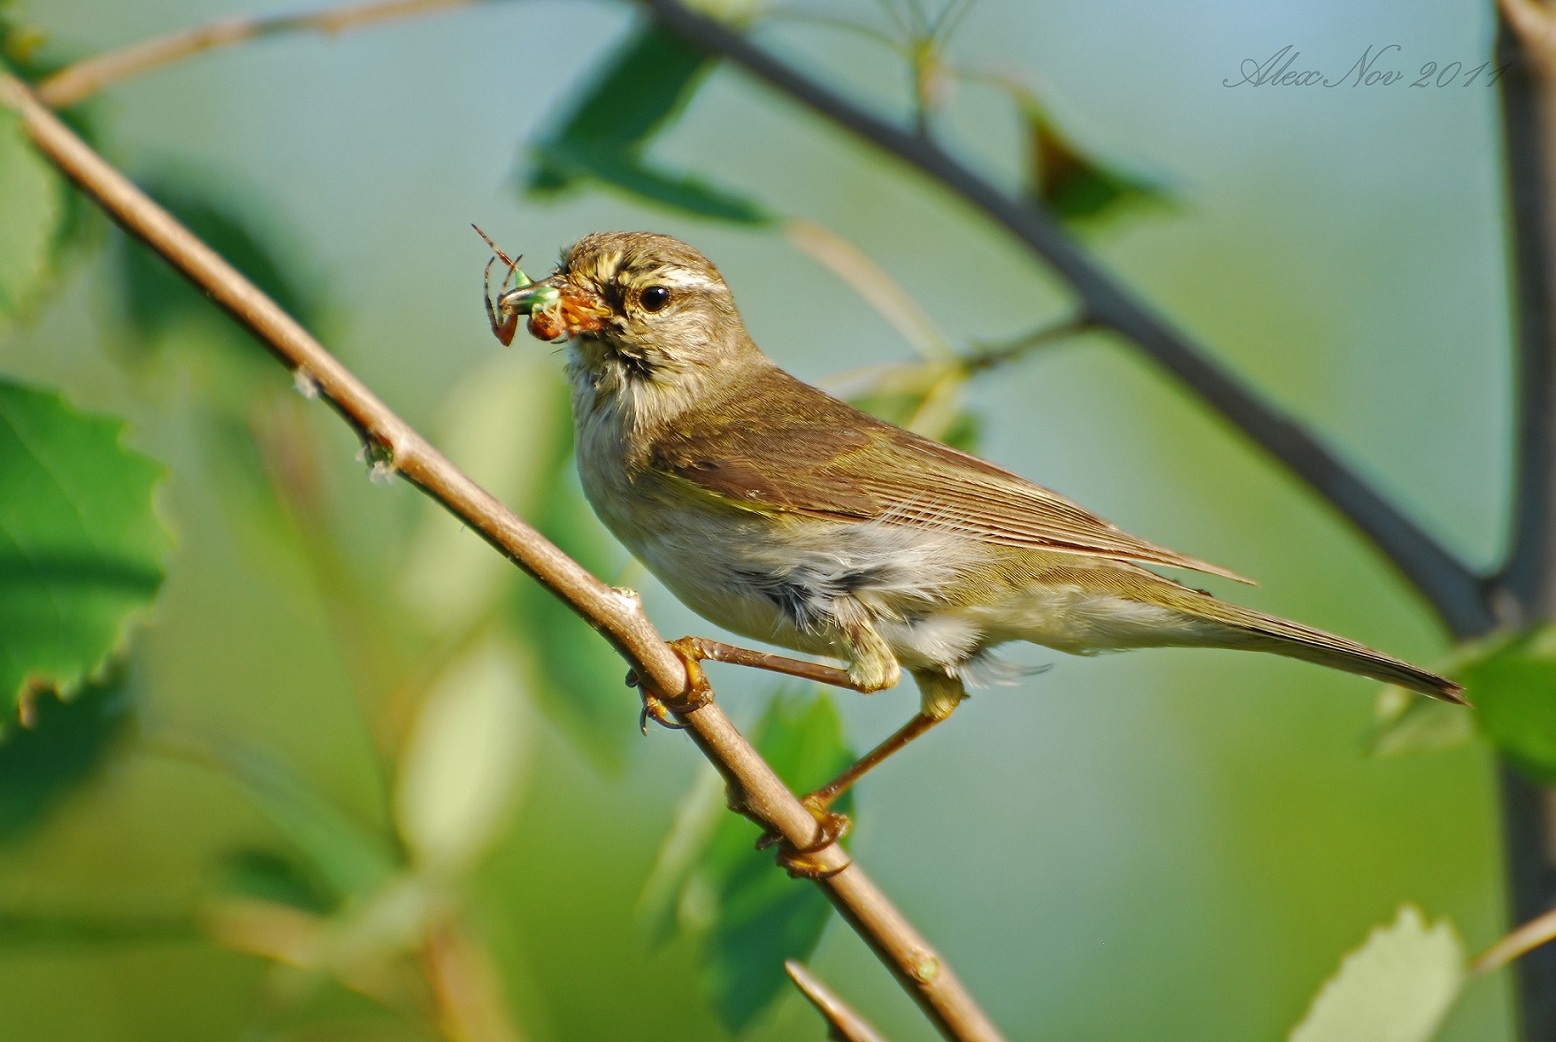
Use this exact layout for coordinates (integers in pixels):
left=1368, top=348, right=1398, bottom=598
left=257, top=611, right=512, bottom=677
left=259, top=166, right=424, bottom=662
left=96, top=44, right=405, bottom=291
left=638, top=268, right=721, bottom=291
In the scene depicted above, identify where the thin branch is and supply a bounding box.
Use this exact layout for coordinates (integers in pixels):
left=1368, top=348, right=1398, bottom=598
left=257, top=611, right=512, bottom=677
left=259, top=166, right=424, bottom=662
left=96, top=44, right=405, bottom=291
left=787, top=960, right=893, bottom=1042
left=1474, top=898, right=1556, bottom=975
left=963, top=312, right=1092, bottom=373
left=0, top=74, right=1004, bottom=1042
left=33, top=0, right=484, bottom=109
left=638, top=0, right=1491, bottom=635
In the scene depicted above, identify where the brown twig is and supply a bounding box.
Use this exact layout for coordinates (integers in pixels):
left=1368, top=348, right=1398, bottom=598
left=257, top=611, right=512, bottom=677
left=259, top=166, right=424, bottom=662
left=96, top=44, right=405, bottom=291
left=1475, top=893, right=1556, bottom=977
left=638, top=0, right=1490, bottom=635
left=963, top=313, right=1093, bottom=373
left=33, top=0, right=483, bottom=109
left=787, top=960, right=893, bottom=1042
left=0, top=73, right=1004, bottom=1042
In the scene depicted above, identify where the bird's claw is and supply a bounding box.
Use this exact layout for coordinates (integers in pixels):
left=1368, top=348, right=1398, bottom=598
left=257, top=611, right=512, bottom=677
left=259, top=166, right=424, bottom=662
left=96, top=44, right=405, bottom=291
left=755, top=795, right=852, bottom=880
left=626, top=640, right=715, bottom=735
left=626, top=667, right=687, bottom=734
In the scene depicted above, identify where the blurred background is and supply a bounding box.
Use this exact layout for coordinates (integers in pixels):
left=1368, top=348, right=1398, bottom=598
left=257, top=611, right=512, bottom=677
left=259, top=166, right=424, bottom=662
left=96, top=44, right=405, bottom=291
left=0, top=0, right=1514, bottom=1039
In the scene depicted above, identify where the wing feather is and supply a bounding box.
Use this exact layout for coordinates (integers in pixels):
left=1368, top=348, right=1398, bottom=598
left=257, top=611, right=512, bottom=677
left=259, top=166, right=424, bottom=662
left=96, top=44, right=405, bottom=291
left=650, top=368, right=1253, bottom=584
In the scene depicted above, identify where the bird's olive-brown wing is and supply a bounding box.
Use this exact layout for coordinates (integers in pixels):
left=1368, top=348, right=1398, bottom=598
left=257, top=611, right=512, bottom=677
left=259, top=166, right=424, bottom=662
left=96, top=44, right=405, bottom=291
left=650, top=368, right=1252, bottom=583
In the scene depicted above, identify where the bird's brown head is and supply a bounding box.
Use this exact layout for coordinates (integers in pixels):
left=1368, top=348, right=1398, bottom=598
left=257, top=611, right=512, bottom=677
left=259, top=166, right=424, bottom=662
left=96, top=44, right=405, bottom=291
left=499, top=231, right=759, bottom=388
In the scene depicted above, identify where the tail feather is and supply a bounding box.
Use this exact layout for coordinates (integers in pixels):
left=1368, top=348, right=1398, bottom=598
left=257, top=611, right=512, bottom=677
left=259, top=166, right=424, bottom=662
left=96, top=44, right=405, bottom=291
left=1190, top=599, right=1465, bottom=704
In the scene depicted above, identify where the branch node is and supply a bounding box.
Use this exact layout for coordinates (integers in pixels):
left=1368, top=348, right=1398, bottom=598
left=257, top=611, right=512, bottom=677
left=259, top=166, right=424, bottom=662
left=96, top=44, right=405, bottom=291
left=355, top=438, right=398, bottom=484
left=292, top=367, right=320, bottom=400
left=911, top=952, right=943, bottom=985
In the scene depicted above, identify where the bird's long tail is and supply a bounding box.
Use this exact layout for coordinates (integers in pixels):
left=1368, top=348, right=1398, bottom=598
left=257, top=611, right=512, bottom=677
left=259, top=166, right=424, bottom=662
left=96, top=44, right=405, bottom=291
left=1181, top=597, right=1465, bottom=703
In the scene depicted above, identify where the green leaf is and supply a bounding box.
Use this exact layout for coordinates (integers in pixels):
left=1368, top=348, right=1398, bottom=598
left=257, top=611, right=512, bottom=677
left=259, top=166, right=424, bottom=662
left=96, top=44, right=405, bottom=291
left=0, top=99, right=65, bottom=317
left=1368, top=635, right=1501, bottom=757
left=1019, top=99, right=1167, bottom=226
left=113, top=171, right=319, bottom=349
left=639, top=688, right=855, bottom=1032
left=1368, top=687, right=1473, bottom=758
left=0, top=380, right=167, bottom=727
left=394, top=638, right=531, bottom=876
left=202, top=738, right=400, bottom=901
left=213, top=848, right=337, bottom=916
left=523, top=23, right=771, bottom=224
left=0, top=910, right=195, bottom=949
left=0, top=671, right=132, bottom=840
left=532, top=141, right=772, bottom=224
left=3, top=19, right=106, bottom=262
left=1290, top=905, right=1465, bottom=1042
left=528, top=23, right=710, bottom=186
left=1463, top=626, right=1556, bottom=782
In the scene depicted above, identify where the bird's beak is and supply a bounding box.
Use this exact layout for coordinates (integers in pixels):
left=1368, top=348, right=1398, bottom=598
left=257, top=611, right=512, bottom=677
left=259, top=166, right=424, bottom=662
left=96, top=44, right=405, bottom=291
left=497, top=276, right=611, bottom=343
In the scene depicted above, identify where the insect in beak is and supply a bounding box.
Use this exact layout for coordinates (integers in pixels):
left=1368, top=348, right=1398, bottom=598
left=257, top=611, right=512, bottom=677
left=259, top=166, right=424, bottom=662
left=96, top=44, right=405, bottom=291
left=473, top=224, right=611, bottom=344
left=474, top=224, right=547, bottom=346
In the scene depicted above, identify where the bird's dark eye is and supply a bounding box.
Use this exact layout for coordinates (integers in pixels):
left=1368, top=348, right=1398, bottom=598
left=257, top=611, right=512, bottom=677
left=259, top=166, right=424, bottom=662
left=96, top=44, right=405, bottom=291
left=638, top=285, right=671, bottom=313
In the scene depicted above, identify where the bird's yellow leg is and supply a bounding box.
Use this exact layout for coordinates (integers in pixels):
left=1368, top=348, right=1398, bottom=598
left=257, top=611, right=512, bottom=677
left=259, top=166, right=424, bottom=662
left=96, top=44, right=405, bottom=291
left=760, top=683, right=962, bottom=879
left=803, top=670, right=968, bottom=811
left=666, top=636, right=873, bottom=692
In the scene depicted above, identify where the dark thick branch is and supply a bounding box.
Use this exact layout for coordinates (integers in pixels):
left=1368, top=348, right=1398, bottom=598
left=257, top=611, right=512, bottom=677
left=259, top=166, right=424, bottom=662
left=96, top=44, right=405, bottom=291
left=640, top=0, right=1491, bottom=635
left=1490, top=6, right=1556, bottom=1041
left=0, top=74, right=1005, bottom=1042
left=1498, top=0, right=1556, bottom=619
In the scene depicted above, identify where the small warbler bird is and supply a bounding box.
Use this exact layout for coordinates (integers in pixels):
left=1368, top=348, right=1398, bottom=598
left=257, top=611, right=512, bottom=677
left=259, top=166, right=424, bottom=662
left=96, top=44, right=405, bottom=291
left=485, top=230, right=1463, bottom=812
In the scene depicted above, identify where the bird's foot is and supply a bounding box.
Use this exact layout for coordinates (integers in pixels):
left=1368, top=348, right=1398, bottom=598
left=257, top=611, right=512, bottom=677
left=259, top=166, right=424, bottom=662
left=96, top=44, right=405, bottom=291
left=754, top=792, right=852, bottom=880
left=626, top=645, right=713, bottom=735
left=665, top=638, right=716, bottom=712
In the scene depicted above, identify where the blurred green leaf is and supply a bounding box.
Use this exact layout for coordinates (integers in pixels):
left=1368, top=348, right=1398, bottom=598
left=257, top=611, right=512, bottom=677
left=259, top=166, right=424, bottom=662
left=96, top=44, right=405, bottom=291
left=533, top=140, right=773, bottom=224
left=193, top=398, right=310, bottom=568
left=113, top=171, right=319, bottom=350
left=0, top=99, right=65, bottom=317
left=0, top=910, right=195, bottom=948
left=1368, top=635, right=1503, bottom=757
left=394, top=637, right=530, bottom=876
left=1462, top=626, right=1556, bottom=783
left=399, top=356, right=564, bottom=632
left=213, top=848, right=337, bottom=916
left=3, top=19, right=104, bottom=262
left=204, top=739, right=400, bottom=902
left=1289, top=905, right=1464, bottom=1042
left=506, top=395, right=633, bottom=770
left=528, top=23, right=709, bottom=187
left=524, top=23, right=771, bottom=224
left=640, top=688, right=855, bottom=1032
left=1019, top=99, right=1166, bottom=225
left=0, top=380, right=167, bottom=727
left=1368, top=687, right=1474, bottom=758
left=0, top=672, right=132, bottom=840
